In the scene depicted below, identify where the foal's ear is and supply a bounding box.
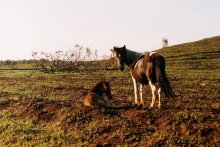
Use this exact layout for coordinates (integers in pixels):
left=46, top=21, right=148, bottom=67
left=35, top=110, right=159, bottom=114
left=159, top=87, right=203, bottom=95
left=99, top=77, right=105, bottom=82
left=103, top=80, right=110, bottom=85
left=104, top=81, right=110, bottom=88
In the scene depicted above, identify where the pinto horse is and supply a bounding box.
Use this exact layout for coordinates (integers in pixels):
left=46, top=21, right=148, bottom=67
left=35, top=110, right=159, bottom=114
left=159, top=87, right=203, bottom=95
left=112, top=45, right=175, bottom=108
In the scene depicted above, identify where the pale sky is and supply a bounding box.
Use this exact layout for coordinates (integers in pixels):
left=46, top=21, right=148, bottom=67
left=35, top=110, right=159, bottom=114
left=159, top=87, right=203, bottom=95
left=0, top=0, right=220, bottom=60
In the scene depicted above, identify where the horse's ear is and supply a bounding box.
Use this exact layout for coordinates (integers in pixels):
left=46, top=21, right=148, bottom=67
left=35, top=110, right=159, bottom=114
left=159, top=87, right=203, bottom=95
left=113, top=46, right=118, bottom=51
left=105, top=81, right=110, bottom=87
left=123, top=45, right=126, bottom=49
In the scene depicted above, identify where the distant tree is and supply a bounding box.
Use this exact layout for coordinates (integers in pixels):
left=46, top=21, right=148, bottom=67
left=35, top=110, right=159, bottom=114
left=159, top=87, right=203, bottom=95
left=32, top=45, right=99, bottom=73
left=101, top=53, right=118, bottom=70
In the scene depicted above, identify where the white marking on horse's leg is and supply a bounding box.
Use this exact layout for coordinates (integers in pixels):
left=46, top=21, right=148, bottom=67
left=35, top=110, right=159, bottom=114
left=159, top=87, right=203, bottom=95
left=149, top=81, right=156, bottom=108
left=132, top=75, right=138, bottom=105
left=158, top=87, right=161, bottom=109
left=139, top=84, right=144, bottom=105
left=116, top=58, right=120, bottom=66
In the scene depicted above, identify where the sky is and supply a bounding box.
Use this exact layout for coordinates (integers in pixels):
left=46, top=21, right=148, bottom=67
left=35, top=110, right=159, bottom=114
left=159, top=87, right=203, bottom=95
left=0, top=0, right=220, bottom=60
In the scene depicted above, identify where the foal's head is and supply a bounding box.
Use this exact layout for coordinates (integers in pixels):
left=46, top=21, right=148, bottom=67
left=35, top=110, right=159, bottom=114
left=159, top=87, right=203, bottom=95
left=101, top=81, right=112, bottom=99
left=112, top=45, right=126, bottom=71
left=92, top=81, right=112, bottom=99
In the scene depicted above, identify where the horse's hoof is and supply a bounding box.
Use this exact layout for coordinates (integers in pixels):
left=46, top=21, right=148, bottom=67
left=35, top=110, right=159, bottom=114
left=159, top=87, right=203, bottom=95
left=139, top=102, right=144, bottom=107
left=134, top=104, right=139, bottom=107
left=149, top=106, right=153, bottom=109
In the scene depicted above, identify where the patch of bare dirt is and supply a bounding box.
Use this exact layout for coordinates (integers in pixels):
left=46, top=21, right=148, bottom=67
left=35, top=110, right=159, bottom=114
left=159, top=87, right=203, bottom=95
left=9, top=98, right=74, bottom=124
left=0, top=99, right=17, bottom=110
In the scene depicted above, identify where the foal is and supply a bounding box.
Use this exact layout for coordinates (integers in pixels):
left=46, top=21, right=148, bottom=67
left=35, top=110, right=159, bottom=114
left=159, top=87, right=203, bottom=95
left=84, top=81, right=130, bottom=109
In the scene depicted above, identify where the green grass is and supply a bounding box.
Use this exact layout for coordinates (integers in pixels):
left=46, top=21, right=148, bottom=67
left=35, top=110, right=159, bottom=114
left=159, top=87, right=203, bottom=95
left=0, top=35, right=220, bottom=146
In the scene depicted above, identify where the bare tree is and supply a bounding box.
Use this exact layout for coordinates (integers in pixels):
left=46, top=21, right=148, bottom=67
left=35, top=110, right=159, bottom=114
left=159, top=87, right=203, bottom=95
left=32, top=45, right=100, bottom=73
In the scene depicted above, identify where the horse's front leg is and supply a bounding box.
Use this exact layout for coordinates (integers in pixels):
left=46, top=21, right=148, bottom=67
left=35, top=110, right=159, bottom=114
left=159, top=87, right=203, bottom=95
left=131, top=75, right=139, bottom=105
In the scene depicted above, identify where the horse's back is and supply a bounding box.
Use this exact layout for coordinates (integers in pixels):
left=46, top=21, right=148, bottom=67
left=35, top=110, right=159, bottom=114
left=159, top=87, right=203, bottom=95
left=144, top=51, right=159, bottom=63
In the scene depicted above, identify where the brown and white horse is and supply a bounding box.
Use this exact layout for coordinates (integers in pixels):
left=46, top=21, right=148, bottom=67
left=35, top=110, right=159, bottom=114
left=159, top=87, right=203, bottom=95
left=112, top=45, right=175, bottom=108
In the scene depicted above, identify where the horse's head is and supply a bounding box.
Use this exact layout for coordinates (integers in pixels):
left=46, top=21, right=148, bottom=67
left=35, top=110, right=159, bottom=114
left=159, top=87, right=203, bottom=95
left=111, top=45, right=126, bottom=71
left=101, top=81, right=112, bottom=99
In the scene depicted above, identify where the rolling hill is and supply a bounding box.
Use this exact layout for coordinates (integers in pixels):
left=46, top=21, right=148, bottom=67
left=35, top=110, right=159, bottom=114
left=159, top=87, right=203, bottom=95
left=158, top=35, right=220, bottom=70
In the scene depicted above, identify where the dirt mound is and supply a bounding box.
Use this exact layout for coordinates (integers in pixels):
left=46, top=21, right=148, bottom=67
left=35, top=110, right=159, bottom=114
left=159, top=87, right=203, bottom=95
left=9, top=98, right=75, bottom=124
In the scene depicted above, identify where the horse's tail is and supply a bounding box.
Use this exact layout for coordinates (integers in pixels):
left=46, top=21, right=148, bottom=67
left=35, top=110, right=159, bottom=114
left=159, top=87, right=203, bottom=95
left=155, top=55, right=175, bottom=98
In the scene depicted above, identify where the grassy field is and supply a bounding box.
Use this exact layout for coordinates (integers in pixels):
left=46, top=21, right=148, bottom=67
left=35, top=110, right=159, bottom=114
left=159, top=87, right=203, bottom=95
left=0, top=36, right=219, bottom=146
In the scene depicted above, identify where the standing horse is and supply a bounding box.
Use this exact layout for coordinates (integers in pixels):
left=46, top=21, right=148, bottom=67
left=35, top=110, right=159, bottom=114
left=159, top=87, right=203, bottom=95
left=112, top=45, right=175, bottom=108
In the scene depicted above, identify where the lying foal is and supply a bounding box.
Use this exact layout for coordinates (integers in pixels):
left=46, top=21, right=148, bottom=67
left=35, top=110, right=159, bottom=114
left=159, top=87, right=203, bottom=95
left=84, top=81, right=130, bottom=109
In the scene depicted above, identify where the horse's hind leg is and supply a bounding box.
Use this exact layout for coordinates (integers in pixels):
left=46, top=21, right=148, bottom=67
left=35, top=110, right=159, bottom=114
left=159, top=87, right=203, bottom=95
left=140, top=84, right=144, bottom=106
left=149, top=81, right=156, bottom=108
